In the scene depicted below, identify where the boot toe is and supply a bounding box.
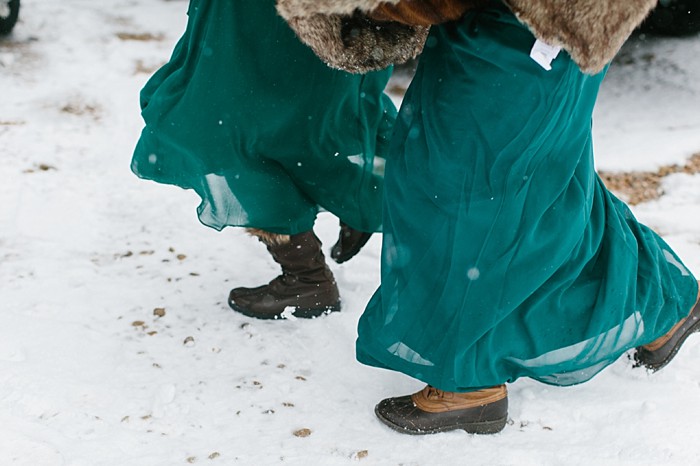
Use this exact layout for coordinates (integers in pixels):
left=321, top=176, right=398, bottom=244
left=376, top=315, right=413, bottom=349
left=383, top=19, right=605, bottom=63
left=375, top=395, right=427, bottom=434
left=634, top=299, right=700, bottom=371
left=229, top=285, right=265, bottom=300
left=228, top=293, right=282, bottom=320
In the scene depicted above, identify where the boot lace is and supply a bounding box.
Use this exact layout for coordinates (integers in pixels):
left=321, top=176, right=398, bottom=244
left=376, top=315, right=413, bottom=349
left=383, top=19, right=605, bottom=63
left=426, top=386, right=445, bottom=400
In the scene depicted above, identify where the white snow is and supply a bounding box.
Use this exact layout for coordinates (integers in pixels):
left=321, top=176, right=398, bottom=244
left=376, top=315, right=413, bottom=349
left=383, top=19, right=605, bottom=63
left=1, top=1, right=700, bottom=465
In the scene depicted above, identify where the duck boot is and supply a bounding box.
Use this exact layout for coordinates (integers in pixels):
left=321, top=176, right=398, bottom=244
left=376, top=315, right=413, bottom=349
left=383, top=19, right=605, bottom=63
left=634, top=296, right=700, bottom=372
left=374, top=385, right=508, bottom=435
left=228, top=230, right=341, bottom=320
left=330, top=222, right=373, bottom=264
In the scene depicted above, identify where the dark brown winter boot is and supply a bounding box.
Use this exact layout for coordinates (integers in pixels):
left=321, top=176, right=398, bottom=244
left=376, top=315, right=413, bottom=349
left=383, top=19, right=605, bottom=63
left=228, top=230, right=341, bottom=320
left=374, top=385, right=508, bottom=435
left=634, top=288, right=700, bottom=372
left=330, top=222, right=373, bottom=264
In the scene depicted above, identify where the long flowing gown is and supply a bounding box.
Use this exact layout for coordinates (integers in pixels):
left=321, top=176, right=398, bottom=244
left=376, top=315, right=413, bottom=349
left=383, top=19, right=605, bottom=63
left=356, top=2, right=698, bottom=391
left=131, top=0, right=396, bottom=234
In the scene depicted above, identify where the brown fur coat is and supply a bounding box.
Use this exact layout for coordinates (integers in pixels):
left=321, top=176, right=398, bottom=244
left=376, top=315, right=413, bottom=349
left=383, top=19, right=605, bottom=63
left=277, top=0, right=658, bottom=74
left=278, top=6, right=429, bottom=73
left=369, top=0, right=486, bottom=26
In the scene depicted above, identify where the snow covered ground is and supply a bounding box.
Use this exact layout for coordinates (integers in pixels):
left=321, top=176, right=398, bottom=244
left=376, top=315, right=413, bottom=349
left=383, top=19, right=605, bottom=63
left=1, top=1, right=700, bottom=465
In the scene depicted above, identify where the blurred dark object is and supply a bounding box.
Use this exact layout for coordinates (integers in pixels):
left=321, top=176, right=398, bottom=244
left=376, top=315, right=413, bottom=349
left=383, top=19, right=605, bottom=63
left=0, top=0, right=20, bottom=35
left=393, top=57, right=418, bottom=77
left=640, top=0, right=700, bottom=36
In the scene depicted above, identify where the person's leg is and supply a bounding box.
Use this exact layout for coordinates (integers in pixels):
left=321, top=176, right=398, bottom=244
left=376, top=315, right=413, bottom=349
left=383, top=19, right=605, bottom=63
left=228, top=229, right=340, bottom=319
left=358, top=3, right=697, bottom=435
left=635, top=283, right=700, bottom=371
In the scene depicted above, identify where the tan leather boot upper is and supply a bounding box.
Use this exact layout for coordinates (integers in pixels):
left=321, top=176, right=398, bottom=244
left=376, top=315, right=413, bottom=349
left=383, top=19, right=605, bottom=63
left=643, top=286, right=700, bottom=351
left=411, top=385, right=507, bottom=413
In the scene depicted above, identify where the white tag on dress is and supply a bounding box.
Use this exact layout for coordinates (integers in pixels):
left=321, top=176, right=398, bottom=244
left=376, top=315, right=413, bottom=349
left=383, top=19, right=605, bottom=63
left=530, top=39, right=561, bottom=71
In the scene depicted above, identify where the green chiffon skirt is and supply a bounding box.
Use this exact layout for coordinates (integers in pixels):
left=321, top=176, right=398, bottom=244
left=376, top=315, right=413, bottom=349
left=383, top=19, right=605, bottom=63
left=131, top=0, right=396, bottom=234
left=356, top=4, right=698, bottom=391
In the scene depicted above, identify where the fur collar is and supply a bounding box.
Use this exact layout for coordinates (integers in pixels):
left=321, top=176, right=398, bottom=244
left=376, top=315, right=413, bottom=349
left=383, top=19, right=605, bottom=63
left=280, top=6, right=428, bottom=73
left=277, top=0, right=658, bottom=73
left=504, top=0, right=657, bottom=73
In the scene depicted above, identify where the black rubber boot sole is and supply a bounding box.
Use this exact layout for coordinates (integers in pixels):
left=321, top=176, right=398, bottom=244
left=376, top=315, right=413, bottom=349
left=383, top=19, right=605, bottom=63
left=374, top=404, right=507, bottom=435
left=228, top=298, right=341, bottom=320
left=634, top=317, right=700, bottom=372
left=373, top=390, right=508, bottom=436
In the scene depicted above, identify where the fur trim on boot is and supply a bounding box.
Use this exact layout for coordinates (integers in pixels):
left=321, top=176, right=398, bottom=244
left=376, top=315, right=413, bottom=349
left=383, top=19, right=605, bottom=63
left=246, top=228, right=290, bottom=247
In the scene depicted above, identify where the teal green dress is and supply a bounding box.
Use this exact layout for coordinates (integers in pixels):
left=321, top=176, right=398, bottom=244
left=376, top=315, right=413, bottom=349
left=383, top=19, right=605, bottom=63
left=356, top=3, right=698, bottom=391
left=131, top=0, right=396, bottom=234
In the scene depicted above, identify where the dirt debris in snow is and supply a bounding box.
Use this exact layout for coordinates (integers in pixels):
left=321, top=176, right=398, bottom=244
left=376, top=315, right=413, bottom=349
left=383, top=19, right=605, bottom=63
left=599, top=152, right=700, bottom=204
left=293, top=428, right=312, bottom=438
